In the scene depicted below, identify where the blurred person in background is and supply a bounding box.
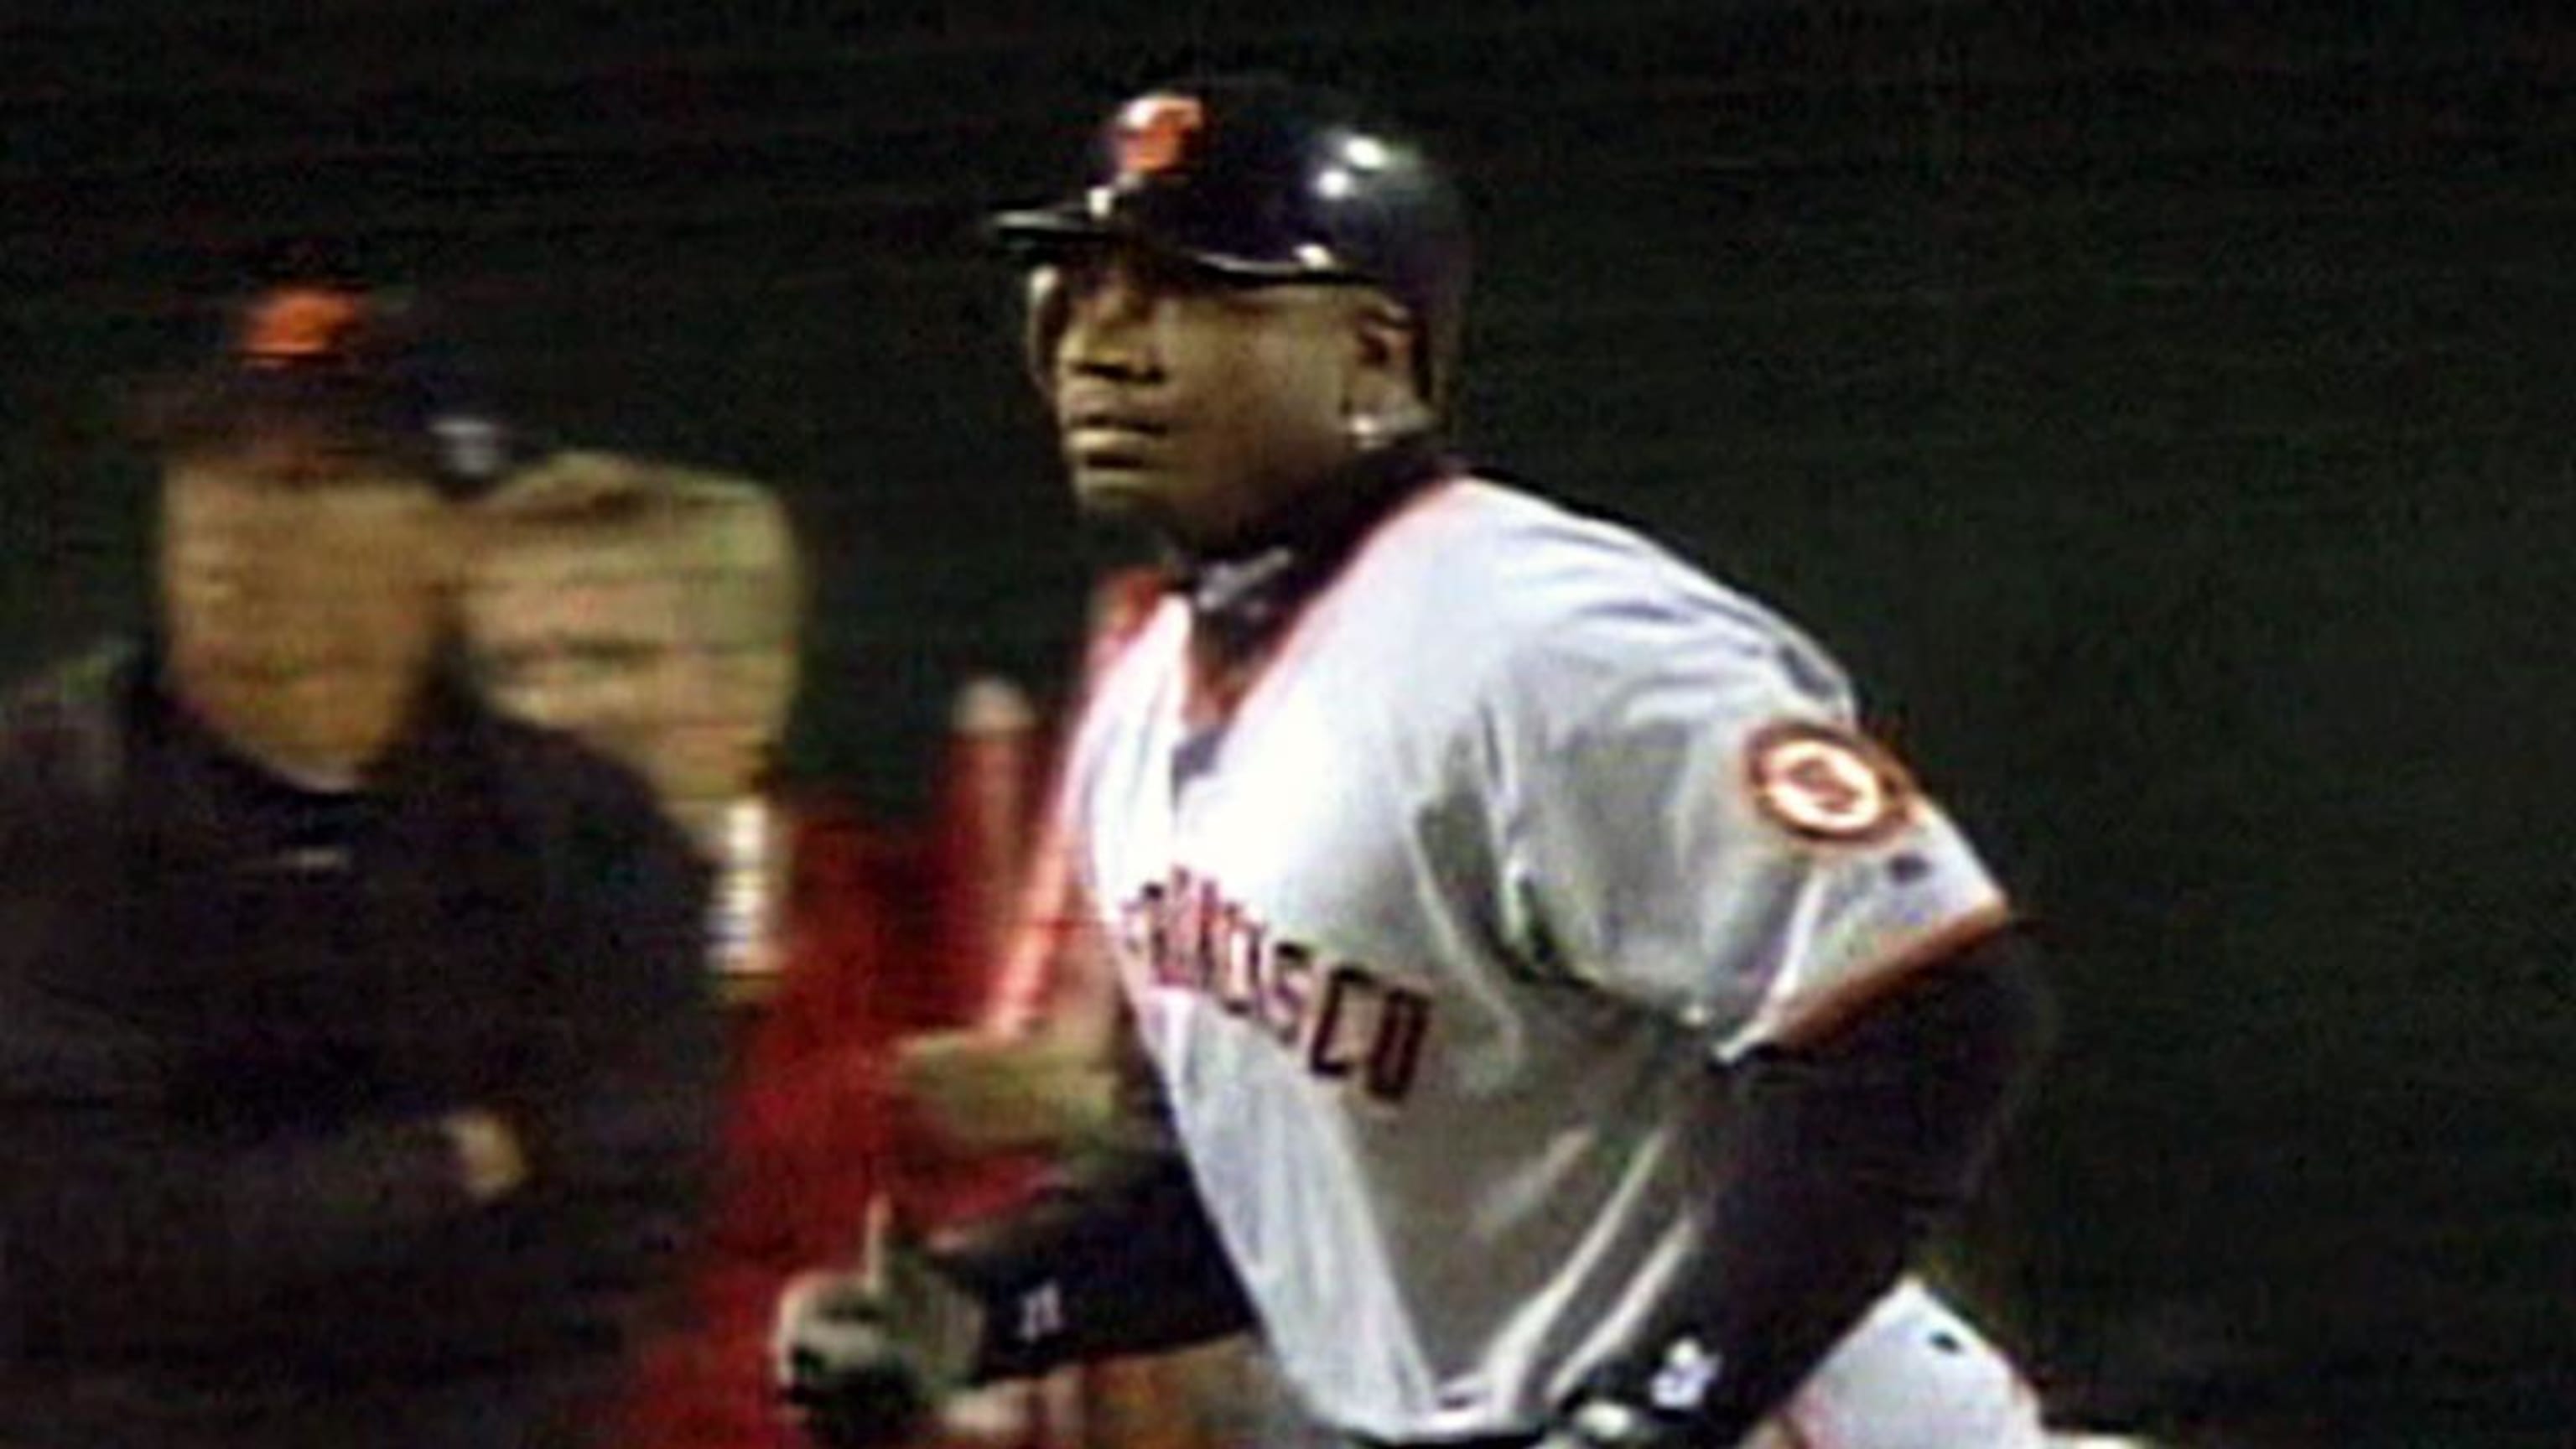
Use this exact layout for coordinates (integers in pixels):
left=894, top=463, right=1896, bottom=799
left=0, top=283, right=724, bottom=1449
left=467, top=454, right=1084, bottom=1449
left=466, top=451, right=804, bottom=999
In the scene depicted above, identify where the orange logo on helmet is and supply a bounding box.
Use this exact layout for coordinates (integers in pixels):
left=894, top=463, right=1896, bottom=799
left=1115, top=94, right=1205, bottom=179
left=240, top=287, right=363, bottom=366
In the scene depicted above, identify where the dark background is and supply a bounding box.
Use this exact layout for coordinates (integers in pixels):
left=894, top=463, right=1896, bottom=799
left=4, top=5, right=2569, bottom=1445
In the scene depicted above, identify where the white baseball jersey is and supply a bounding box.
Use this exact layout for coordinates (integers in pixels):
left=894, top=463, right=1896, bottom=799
left=1062, top=479, right=2022, bottom=1441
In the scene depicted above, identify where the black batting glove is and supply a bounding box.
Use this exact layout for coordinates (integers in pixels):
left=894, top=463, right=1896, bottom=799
left=772, top=1234, right=985, bottom=1449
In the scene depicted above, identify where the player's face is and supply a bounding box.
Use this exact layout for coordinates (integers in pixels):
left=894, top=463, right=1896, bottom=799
left=160, top=440, right=454, bottom=721
left=1036, top=246, right=1374, bottom=553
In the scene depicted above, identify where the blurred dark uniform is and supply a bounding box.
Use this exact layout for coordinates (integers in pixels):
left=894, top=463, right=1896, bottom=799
left=0, top=641, right=722, bottom=1447
left=0, top=289, right=724, bottom=1447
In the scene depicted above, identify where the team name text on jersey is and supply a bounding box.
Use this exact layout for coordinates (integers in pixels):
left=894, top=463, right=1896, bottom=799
left=1118, top=867, right=1431, bottom=1104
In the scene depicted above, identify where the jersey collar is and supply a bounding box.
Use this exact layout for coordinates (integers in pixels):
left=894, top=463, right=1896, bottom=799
left=1176, top=430, right=1454, bottom=663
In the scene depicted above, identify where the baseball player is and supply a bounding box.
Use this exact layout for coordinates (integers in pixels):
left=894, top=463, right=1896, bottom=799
left=780, top=76, right=2054, bottom=1449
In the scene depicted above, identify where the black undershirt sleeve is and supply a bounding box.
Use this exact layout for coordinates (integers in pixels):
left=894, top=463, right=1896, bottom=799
left=926, top=1038, right=1258, bottom=1383
left=1579, top=924, right=2055, bottom=1446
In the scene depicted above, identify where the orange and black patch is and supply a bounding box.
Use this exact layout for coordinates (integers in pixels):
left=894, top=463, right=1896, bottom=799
left=1743, top=719, right=1917, bottom=847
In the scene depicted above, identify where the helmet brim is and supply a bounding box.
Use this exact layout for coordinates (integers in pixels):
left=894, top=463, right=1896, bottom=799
left=986, top=199, right=1367, bottom=288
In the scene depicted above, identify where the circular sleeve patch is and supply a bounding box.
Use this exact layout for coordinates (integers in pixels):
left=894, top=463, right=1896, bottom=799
left=1743, top=720, right=1917, bottom=845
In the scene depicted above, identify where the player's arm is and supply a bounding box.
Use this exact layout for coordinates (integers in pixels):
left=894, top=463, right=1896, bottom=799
left=1549, top=922, right=2054, bottom=1448
left=1490, top=591, right=2055, bottom=1446
left=926, top=1042, right=1258, bottom=1379
left=776, top=1028, right=1257, bottom=1449
left=0, top=969, right=526, bottom=1352
left=914, top=1148, right=1256, bottom=1383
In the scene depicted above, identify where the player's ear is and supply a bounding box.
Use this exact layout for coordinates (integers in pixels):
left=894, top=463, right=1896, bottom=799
left=1023, top=264, right=1071, bottom=397
left=1342, top=293, right=1431, bottom=441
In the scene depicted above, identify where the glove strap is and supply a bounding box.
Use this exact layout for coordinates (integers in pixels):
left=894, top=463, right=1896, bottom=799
left=1554, top=1333, right=1731, bottom=1448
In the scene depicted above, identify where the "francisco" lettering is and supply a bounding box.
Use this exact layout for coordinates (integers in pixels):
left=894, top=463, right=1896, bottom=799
left=1118, top=869, right=1431, bottom=1104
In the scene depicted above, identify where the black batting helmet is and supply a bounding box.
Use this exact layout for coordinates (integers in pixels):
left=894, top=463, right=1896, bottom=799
left=990, top=75, right=1471, bottom=401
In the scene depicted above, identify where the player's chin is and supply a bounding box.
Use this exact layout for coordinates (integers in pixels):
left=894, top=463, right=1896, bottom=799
left=1065, top=458, right=1173, bottom=522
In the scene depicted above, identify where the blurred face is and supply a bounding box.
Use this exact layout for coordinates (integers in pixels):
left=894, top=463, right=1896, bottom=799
left=1034, top=246, right=1388, bottom=553
left=159, top=440, right=454, bottom=769
left=467, top=542, right=794, bottom=811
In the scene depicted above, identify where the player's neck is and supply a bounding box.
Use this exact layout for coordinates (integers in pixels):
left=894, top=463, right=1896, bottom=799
left=1176, top=428, right=1452, bottom=660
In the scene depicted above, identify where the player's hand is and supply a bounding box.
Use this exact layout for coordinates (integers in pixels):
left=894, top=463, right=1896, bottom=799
left=897, top=1029, right=1119, bottom=1150
left=772, top=1270, right=937, bottom=1449
left=773, top=1208, right=984, bottom=1449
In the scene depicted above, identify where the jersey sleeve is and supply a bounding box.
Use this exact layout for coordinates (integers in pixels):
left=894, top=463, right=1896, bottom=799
left=1479, top=569, right=2009, bottom=1062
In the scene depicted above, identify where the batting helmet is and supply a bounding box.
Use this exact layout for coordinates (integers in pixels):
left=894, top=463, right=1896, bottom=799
left=990, top=75, right=1471, bottom=401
